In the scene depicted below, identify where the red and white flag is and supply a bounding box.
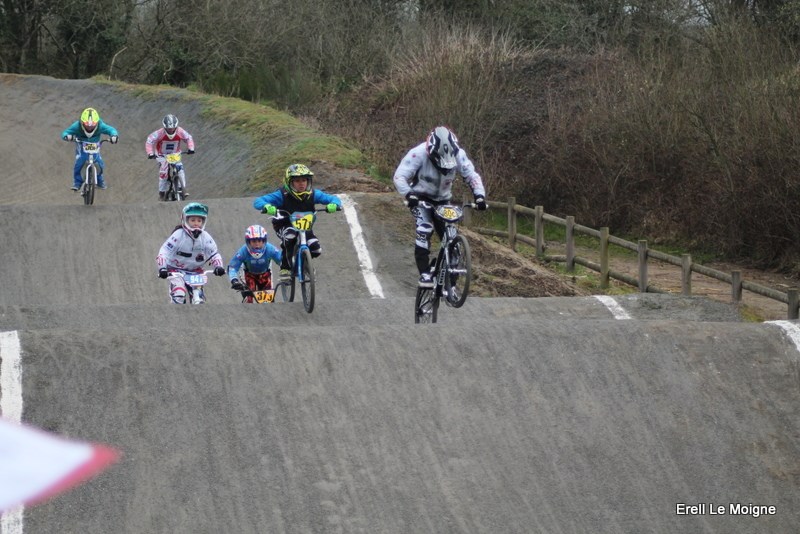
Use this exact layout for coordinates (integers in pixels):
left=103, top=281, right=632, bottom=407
left=0, top=418, right=119, bottom=512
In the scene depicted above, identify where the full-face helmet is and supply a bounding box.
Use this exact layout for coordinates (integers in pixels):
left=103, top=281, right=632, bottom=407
left=163, top=114, right=179, bottom=139
left=80, top=108, right=100, bottom=137
left=181, top=202, right=208, bottom=238
left=426, top=126, right=460, bottom=172
left=244, top=225, right=269, bottom=259
left=283, top=163, right=314, bottom=200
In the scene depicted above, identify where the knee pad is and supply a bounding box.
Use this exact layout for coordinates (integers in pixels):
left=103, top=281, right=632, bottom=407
left=308, top=238, right=321, bottom=257
left=170, top=287, right=187, bottom=304
left=415, top=223, right=433, bottom=249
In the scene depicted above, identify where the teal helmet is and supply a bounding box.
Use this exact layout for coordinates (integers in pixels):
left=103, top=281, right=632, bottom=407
left=182, top=202, right=208, bottom=237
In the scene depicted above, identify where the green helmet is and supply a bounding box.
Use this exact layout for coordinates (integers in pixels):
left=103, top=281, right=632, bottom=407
left=181, top=202, right=208, bottom=237
left=284, top=164, right=313, bottom=200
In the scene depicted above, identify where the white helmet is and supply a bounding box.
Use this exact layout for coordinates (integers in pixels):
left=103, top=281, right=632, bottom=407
left=163, top=114, right=179, bottom=139
left=426, top=126, right=460, bottom=172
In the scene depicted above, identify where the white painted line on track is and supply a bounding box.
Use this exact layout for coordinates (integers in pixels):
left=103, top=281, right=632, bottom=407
left=1, top=330, right=24, bottom=534
left=767, top=320, right=800, bottom=354
left=340, top=194, right=385, bottom=299
left=594, top=295, right=631, bottom=320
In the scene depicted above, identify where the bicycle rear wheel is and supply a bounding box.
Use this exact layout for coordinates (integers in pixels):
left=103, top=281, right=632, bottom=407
left=444, top=234, right=471, bottom=308
left=84, top=165, right=96, bottom=205
left=414, top=287, right=439, bottom=323
left=171, top=169, right=183, bottom=201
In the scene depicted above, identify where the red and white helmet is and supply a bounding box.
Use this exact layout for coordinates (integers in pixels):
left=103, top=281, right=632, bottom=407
left=244, top=225, right=268, bottom=259
left=163, top=114, right=179, bottom=139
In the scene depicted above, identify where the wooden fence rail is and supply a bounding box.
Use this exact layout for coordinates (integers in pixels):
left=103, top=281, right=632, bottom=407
left=466, top=196, right=800, bottom=320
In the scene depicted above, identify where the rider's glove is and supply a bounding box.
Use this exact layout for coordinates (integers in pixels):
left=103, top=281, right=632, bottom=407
left=187, top=149, right=195, bottom=155
left=63, top=134, right=74, bottom=141
left=326, top=203, right=338, bottom=213
left=474, top=195, right=487, bottom=211
left=110, top=135, right=118, bottom=144
left=262, top=204, right=277, bottom=216
left=147, top=153, right=156, bottom=159
left=405, top=192, right=419, bottom=209
left=158, top=268, right=169, bottom=279
left=230, top=278, right=244, bottom=291
left=213, top=266, right=225, bottom=277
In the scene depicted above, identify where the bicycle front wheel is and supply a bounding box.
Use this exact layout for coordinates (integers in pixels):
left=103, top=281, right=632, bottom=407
left=279, top=275, right=295, bottom=303
left=84, top=164, right=96, bottom=205
left=444, top=234, right=471, bottom=308
left=299, top=248, right=315, bottom=313
left=414, top=287, right=439, bottom=324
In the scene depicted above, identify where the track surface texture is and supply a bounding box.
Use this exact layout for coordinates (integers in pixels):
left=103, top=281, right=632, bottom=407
left=1, top=74, right=799, bottom=534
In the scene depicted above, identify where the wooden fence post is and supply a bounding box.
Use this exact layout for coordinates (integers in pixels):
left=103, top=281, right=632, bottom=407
left=462, top=194, right=472, bottom=226
left=535, top=205, right=544, bottom=257
left=600, top=227, right=609, bottom=289
left=638, top=240, right=648, bottom=292
left=731, top=271, right=742, bottom=303
left=566, top=216, right=575, bottom=273
left=508, top=196, right=516, bottom=252
left=788, top=289, right=799, bottom=320
left=681, top=254, right=692, bottom=296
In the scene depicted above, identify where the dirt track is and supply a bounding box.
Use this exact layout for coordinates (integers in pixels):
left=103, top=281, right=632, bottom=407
left=1, top=74, right=799, bottom=534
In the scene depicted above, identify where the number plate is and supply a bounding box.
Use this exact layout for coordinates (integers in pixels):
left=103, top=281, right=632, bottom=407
left=252, top=290, right=275, bottom=303
left=165, top=153, right=181, bottom=164
left=435, top=205, right=462, bottom=222
left=83, top=142, right=99, bottom=152
left=184, top=273, right=208, bottom=286
left=291, top=213, right=315, bottom=231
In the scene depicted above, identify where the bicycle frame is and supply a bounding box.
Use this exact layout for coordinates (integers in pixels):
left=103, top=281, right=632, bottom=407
left=168, top=269, right=215, bottom=305
left=158, top=151, right=185, bottom=201
left=270, top=208, right=331, bottom=313
left=414, top=202, right=474, bottom=323
left=74, top=139, right=107, bottom=205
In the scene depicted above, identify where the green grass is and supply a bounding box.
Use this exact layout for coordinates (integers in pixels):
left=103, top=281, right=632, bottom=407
left=95, top=77, right=369, bottom=192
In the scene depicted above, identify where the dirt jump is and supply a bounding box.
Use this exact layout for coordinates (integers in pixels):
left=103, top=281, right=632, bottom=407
left=1, top=74, right=798, bottom=534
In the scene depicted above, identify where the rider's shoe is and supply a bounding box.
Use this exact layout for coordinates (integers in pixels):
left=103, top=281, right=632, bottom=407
left=182, top=189, right=189, bottom=198
left=418, top=272, right=434, bottom=288
left=158, top=191, right=166, bottom=201
left=279, top=269, right=291, bottom=282
left=71, top=186, right=80, bottom=192
left=97, top=183, right=107, bottom=190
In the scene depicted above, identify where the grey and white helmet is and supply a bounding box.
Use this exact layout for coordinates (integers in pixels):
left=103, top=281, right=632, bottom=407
left=162, top=114, right=179, bottom=139
left=426, top=126, right=460, bottom=172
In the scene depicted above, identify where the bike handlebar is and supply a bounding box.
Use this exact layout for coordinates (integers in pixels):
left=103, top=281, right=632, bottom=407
left=268, top=207, right=341, bottom=220
left=414, top=200, right=476, bottom=209
left=72, top=138, right=111, bottom=146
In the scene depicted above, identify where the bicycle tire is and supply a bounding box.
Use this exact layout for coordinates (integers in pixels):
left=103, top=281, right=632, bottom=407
left=299, top=248, right=315, bottom=313
left=444, top=234, right=471, bottom=308
left=84, top=164, right=96, bottom=205
left=279, top=255, right=296, bottom=303
left=172, top=167, right=183, bottom=201
left=414, top=287, right=439, bottom=323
